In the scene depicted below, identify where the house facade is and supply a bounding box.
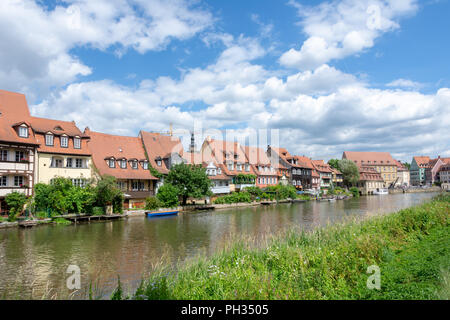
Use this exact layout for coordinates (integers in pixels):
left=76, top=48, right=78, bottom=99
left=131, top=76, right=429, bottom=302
left=343, top=151, right=397, bottom=188
left=0, top=90, right=39, bottom=214
left=201, top=137, right=256, bottom=192
left=394, top=160, right=410, bottom=187
left=439, top=164, right=450, bottom=190
left=30, top=117, right=92, bottom=186
left=311, top=160, right=333, bottom=192
left=356, top=166, right=385, bottom=195
left=86, top=129, right=158, bottom=209
left=424, top=156, right=450, bottom=185
left=268, top=147, right=312, bottom=190
left=410, top=156, right=429, bottom=186
left=243, top=146, right=278, bottom=188
left=331, top=168, right=343, bottom=187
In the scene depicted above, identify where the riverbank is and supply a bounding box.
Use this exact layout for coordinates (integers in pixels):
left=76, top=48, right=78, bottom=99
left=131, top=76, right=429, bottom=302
left=121, top=194, right=449, bottom=300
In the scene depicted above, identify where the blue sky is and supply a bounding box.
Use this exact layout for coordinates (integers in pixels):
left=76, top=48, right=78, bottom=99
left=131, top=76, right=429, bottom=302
left=0, top=0, right=449, bottom=161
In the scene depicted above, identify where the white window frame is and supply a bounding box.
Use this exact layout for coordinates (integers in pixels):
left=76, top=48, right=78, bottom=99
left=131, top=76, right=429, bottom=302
left=0, top=150, right=7, bottom=161
left=14, top=176, right=24, bottom=187
left=120, top=159, right=127, bottom=169
left=75, top=158, right=83, bottom=168
left=19, top=126, right=28, bottom=138
left=132, top=161, right=138, bottom=170
left=108, top=159, right=115, bottom=168
left=0, top=176, right=7, bottom=186
left=66, top=158, right=73, bottom=168
left=74, top=137, right=81, bottom=149
left=45, top=134, right=54, bottom=146
left=142, top=161, right=148, bottom=170
left=60, top=136, right=68, bottom=148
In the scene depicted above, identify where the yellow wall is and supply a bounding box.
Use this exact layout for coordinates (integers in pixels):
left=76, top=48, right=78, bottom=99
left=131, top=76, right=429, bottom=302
left=374, top=165, right=398, bottom=186
left=36, top=153, right=92, bottom=184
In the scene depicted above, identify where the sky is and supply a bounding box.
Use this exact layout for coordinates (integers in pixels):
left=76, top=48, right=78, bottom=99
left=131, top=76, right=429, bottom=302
left=0, top=0, right=449, bottom=162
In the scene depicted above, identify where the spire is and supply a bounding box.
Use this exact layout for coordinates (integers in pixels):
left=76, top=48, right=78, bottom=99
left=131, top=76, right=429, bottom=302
left=189, top=132, right=196, bottom=153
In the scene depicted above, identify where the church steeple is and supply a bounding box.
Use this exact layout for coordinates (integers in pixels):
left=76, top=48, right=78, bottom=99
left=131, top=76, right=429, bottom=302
left=189, top=132, right=196, bottom=153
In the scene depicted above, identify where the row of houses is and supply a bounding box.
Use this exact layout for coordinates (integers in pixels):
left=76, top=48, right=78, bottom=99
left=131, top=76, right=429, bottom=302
left=0, top=89, right=447, bottom=212
left=410, top=156, right=450, bottom=187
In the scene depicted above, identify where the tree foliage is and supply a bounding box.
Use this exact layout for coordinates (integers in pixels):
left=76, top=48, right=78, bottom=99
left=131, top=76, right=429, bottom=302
left=327, top=159, right=340, bottom=170
left=338, top=159, right=360, bottom=187
left=156, top=184, right=179, bottom=208
left=5, top=192, right=28, bottom=221
left=145, top=197, right=162, bottom=210
left=165, top=163, right=212, bottom=205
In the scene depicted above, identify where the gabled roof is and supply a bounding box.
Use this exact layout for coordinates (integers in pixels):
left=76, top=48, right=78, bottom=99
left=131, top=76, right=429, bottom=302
left=87, top=129, right=157, bottom=180
left=358, top=165, right=384, bottom=181
left=140, top=131, right=184, bottom=174
left=270, top=147, right=312, bottom=169
left=413, top=156, right=430, bottom=167
left=343, top=151, right=396, bottom=166
left=311, top=160, right=333, bottom=173
left=0, top=90, right=39, bottom=145
left=394, top=159, right=408, bottom=171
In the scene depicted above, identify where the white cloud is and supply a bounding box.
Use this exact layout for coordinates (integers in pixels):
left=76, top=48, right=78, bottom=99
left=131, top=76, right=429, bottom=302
left=386, top=78, right=423, bottom=90
left=0, top=0, right=213, bottom=94
left=280, top=0, right=418, bottom=70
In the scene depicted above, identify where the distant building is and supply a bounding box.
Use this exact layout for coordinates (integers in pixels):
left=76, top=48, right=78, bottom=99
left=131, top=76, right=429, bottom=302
left=86, top=129, right=158, bottom=209
left=439, top=164, right=450, bottom=190
left=243, top=145, right=279, bottom=188
left=424, top=156, right=450, bottom=186
left=330, top=167, right=343, bottom=187
left=394, top=160, right=410, bottom=187
left=410, top=156, right=430, bottom=186
left=0, top=90, right=39, bottom=214
left=342, top=151, right=397, bottom=188
left=356, top=166, right=385, bottom=195
left=311, top=160, right=333, bottom=192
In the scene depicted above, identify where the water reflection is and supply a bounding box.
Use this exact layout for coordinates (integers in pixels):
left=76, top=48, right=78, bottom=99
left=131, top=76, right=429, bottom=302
left=0, top=192, right=439, bottom=299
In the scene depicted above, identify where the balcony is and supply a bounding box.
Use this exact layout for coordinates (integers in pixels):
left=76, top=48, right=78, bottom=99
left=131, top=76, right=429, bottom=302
left=0, top=161, right=30, bottom=171
left=211, top=185, right=231, bottom=194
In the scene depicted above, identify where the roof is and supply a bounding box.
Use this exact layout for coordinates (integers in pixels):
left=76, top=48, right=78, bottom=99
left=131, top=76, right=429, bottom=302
left=413, top=156, right=431, bottom=167
left=426, top=157, right=450, bottom=169
left=86, top=129, right=157, bottom=180
left=358, top=166, right=384, bottom=182
left=311, top=159, right=332, bottom=173
left=0, top=90, right=39, bottom=145
left=270, top=147, right=312, bottom=169
left=343, top=151, right=396, bottom=166
left=394, top=160, right=408, bottom=171
left=140, top=131, right=184, bottom=174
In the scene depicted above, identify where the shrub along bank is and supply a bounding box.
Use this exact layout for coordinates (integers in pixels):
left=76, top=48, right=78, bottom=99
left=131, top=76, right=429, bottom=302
left=118, top=194, right=449, bottom=300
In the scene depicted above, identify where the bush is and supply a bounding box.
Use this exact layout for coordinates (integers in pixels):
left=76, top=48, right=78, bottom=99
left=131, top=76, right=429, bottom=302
left=213, top=191, right=252, bottom=204
left=157, top=184, right=179, bottom=208
left=5, top=192, right=28, bottom=221
left=92, top=207, right=105, bottom=216
left=145, top=197, right=162, bottom=210
left=242, top=186, right=263, bottom=200
left=349, top=187, right=360, bottom=198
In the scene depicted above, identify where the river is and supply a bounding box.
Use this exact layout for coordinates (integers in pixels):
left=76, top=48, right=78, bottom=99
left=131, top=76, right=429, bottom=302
left=0, top=192, right=439, bottom=299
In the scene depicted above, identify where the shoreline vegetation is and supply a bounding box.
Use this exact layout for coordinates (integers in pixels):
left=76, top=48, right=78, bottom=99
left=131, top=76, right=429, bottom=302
left=112, top=194, right=449, bottom=300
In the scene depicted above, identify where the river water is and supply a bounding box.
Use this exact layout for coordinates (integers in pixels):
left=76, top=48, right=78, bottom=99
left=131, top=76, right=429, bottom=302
left=0, top=192, right=439, bottom=299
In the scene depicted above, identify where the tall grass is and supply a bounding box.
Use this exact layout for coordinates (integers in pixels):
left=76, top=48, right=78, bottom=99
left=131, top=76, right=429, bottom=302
left=125, top=194, right=449, bottom=300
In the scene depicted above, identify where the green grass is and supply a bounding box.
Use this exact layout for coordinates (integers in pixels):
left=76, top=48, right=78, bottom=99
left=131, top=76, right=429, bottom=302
left=124, top=194, right=449, bottom=300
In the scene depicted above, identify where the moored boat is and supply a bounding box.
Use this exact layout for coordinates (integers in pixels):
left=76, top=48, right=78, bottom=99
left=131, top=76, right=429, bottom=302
left=373, top=188, right=389, bottom=195
left=146, top=210, right=178, bottom=217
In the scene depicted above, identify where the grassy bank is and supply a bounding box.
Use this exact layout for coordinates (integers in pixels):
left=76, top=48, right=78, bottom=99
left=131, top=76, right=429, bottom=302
left=120, top=194, right=449, bottom=300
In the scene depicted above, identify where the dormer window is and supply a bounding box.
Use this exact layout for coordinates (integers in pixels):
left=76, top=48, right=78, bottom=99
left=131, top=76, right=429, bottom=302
left=245, top=163, right=250, bottom=172
left=60, top=136, right=68, bottom=148
left=45, top=133, right=54, bottom=146
left=156, top=160, right=162, bottom=167
left=120, top=159, right=127, bottom=169
left=19, top=126, right=28, bottom=138
left=132, top=161, right=138, bottom=169
left=108, top=158, right=115, bottom=168
left=74, top=137, right=81, bottom=149
left=237, top=163, right=242, bottom=171
left=142, top=161, right=148, bottom=170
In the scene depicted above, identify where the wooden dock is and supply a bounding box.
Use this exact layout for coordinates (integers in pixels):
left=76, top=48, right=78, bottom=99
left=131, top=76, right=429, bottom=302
left=53, top=214, right=124, bottom=224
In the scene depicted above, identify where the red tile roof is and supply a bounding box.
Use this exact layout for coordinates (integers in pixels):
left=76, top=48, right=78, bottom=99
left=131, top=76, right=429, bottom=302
left=140, top=131, right=184, bottom=174
left=86, top=129, right=157, bottom=180
left=0, top=90, right=39, bottom=145
left=343, top=151, right=396, bottom=166
left=359, top=166, right=384, bottom=181
left=413, top=156, right=431, bottom=167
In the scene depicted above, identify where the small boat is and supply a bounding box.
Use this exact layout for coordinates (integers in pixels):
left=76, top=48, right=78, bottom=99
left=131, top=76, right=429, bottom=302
left=145, top=210, right=178, bottom=217
left=373, top=188, right=389, bottom=195
left=327, top=198, right=336, bottom=202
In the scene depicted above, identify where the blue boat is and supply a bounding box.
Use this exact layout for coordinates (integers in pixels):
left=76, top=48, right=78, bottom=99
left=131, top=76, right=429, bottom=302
left=145, top=210, right=178, bottom=217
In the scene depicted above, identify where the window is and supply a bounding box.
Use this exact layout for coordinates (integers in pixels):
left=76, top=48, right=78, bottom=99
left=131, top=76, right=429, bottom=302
left=74, top=137, right=81, bottom=149
left=245, top=163, right=250, bottom=172
left=131, top=161, right=138, bottom=169
left=54, top=158, right=63, bottom=168
left=19, top=126, right=28, bottom=138
left=14, top=176, right=24, bottom=187
left=1, top=150, right=8, bottom=161
left=15, top=151, right=25, bottom=162
left=132, top=181, right=145, bottom=191
left=142, top=162, right=148, bottom=170
left=218, top=168, right=222, bottom=174
left=117, top=181, right=126, bottom=190
left=46, top=134, right=54, bottom=146
left=156, top=160, right=162, bottom=167
left=60, top=136, right=68, bottom=148
left=227, top=162, right=234, bottom=171
left=66, top=158, right=73, bottom=168
left=120, top=160, right=127, bottom=169
left=237, top=164, right=242, bottom=171
left=293, top=180, right=296, bottom=186
left=71, top=179, right=87, bottom=188
left=75, top=159, right=83, bottom=168
left=108, top=159, right=115, bottom=168
left=0, top=176, right=6, bottom=186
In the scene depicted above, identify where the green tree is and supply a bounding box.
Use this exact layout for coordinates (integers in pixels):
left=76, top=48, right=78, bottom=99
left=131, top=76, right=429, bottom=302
left=403, top=162, right=411, bottom=170
left=145, top=197, right=162, bottom=210
left=94, top=175, right=124, bottom=213
left=166, top=163, right=212, bottom=205
left=338, top=159, right=360, bottom=187
left=34, top=183, right=51, bottom=210
left=327, top=159, right=340, bottom=170
left=156, top=184, right=179, bottom=208
left=5, top=192, right=28, bottom=221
